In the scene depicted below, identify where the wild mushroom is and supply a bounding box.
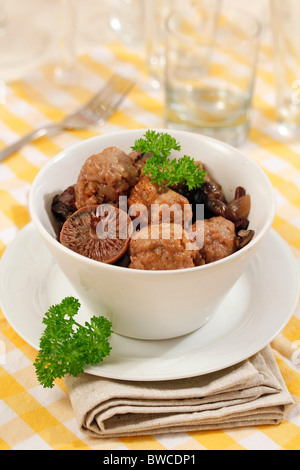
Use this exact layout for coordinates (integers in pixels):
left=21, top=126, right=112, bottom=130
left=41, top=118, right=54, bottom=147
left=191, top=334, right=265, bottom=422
left=51, top=185, right=77, bottom=235
left=227, top=194, right=251, bottom=222
left=236, top=229, right=255, bottom=250
left=60, top=204, right=133, bottom=264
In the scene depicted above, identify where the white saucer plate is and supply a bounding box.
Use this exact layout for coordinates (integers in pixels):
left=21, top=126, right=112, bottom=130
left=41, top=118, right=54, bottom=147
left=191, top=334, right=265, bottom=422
left=0, top=223, right=299, bottom=381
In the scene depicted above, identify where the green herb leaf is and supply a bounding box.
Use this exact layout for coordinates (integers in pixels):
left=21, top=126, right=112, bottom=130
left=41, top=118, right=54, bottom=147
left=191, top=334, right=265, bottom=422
left=132, top=130, right=206, bottom=190
left=34, top=297, right=112, bottom=388
left=131, top=129, right=181, bottom=159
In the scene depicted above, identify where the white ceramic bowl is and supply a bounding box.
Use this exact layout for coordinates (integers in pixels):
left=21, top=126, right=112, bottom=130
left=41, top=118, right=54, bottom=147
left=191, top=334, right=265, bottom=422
left=29, top=129, right=276, bottom=340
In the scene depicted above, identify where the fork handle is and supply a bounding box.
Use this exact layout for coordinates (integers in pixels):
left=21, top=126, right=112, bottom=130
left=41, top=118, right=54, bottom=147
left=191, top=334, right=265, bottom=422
left=0, top=123, right=63, bottom=163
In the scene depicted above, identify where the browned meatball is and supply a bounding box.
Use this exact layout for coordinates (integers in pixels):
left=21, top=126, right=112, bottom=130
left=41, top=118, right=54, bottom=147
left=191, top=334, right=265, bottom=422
left=128, top=176, right=193, bottom=228
left=129, top=223, right=198, bottom=271
left=128, top=176, right=160, bottom=215
left=128, top=150, right=151, bottom=176
left=191, top=216, right=236, bottom=264
left=75, top=147, right=138, bottom=209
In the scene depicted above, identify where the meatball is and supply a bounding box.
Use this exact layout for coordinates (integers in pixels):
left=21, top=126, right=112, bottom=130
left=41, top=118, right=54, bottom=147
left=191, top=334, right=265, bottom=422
left=129, top=223, right=198, bottom=271
left=128, top=150, right=151, bottom=176
left=75, top=147, right=139, bottom=209
left=128, top=176, right=193, bottom=229
left=191, top=216, right=236, bottom=264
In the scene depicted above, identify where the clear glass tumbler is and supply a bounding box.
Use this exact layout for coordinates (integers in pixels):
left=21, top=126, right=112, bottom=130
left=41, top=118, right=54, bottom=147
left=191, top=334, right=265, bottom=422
left=144, top=0, right=223, bottom=89
left=144, top=0, right=172, bottom=87
left=164, top=4, right=261, bottom=146
left=54, top=0, right=78, bottom=84
left=109, top=0, right=144, bottom=46
left=271, top=0, right=300, bottom=136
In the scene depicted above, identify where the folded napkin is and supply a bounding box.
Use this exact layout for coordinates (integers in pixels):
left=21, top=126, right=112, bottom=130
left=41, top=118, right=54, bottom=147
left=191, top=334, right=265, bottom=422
left=65, top=346, right=294, bottom=438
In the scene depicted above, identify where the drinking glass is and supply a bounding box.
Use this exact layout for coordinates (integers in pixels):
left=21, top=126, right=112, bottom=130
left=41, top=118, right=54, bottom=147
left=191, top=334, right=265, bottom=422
left=109, top=0, right=144, bottom=46
left=164, top=3, right=262, bottom=146
left=270, top=0, right=300, bottom=136
left=54, top=0, right=78, bottom=84
left=144, top=0, right=222, bottom=88
left=144, top=0, right=172, bottom=88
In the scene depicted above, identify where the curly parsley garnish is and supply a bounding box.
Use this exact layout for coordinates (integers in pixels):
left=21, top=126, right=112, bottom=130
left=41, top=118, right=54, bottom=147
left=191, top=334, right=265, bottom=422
left=34, top=297, right=112, bottom=388
left=131, top=130, right=206, bottom=190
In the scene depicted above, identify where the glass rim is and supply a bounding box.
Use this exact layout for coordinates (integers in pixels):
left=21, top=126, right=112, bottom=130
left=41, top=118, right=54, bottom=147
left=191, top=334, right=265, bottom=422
left=165, top=7, right=262, bottom=48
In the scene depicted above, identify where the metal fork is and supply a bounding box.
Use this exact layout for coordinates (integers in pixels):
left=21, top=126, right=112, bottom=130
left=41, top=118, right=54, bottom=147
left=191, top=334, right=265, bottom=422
left=0, top=73, right=135, bottom=162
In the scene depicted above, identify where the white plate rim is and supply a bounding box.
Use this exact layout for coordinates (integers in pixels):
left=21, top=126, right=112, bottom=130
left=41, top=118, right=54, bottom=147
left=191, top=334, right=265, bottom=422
left=0, top=223, right=299, bottom=381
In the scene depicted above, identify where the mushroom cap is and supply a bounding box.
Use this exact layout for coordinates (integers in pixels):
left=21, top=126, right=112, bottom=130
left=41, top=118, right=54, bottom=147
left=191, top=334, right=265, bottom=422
left=60, top=204, right=133, bottom=264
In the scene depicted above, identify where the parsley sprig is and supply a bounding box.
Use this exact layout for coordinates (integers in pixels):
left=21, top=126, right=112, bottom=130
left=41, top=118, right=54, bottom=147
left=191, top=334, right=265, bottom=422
left=34, top=297, right=112, bottom=388
left=131, top=130, right=206, bottom=190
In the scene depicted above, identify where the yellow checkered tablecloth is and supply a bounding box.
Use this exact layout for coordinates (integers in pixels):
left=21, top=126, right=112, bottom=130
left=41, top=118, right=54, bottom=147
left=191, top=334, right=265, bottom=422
left=0, top=42, right=299, bottom=451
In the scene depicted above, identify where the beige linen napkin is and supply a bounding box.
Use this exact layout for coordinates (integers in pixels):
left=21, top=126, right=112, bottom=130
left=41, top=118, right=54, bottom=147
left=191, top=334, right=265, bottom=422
left=64, top=346, right=294, bottom=438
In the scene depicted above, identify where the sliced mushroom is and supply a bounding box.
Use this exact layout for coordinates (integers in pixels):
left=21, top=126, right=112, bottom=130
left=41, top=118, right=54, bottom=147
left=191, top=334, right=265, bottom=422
left=51, top=185, right=77, bottom=236
left=236, top=229, right=255, bottom=250
left=235, top=186, right=246, bottom=199
left=227, top=194, right=251, bottom=221
left=205, top=197, right=229, bottom=219
left=51, top=185, right=77, bottom=221
left=234, top=217, right=250, bottom=231
left=60, top=204, right=133, bottom=264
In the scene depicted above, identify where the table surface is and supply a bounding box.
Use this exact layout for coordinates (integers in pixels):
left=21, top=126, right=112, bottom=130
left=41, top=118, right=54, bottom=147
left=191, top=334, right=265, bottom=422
left=0, top=0, right=299, bottom=451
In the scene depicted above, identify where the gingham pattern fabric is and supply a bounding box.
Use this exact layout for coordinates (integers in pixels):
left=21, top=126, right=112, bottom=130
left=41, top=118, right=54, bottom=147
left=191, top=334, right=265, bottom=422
left=0, top=41, right=299, bottom=450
